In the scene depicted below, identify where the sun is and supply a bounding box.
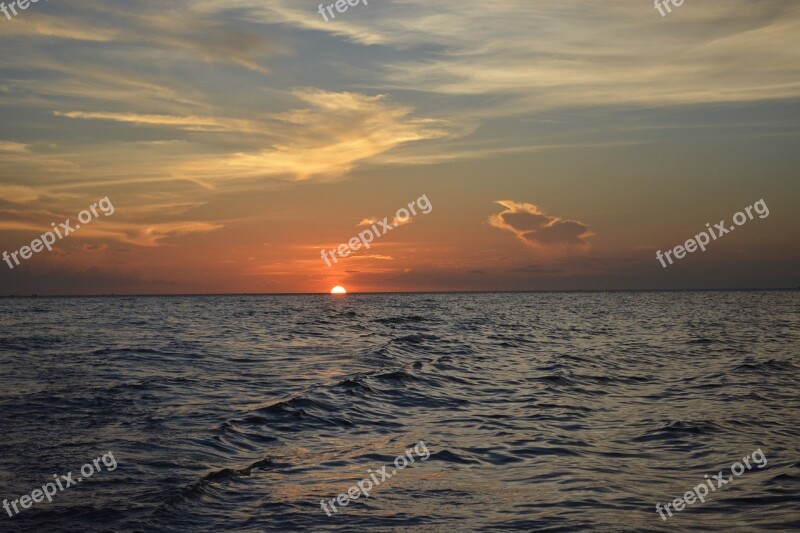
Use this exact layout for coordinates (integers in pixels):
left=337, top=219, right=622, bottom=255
left=330, top=286, right=347, bottom=295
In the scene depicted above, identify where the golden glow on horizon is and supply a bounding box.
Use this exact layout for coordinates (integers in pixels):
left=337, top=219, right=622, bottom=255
left=330, top=286, right=347, bottom=294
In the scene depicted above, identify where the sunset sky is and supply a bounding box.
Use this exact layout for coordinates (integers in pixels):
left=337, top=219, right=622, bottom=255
left=1, top=0, right=798, bottom=295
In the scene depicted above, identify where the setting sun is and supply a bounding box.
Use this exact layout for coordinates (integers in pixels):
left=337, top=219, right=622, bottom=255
left=330, top=286, right=347, bottom=295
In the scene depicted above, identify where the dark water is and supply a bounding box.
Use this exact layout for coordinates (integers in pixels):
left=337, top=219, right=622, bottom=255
left=0, top=292, right=798, bottom=532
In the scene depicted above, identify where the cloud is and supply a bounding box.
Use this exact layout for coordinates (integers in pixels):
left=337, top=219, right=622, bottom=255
left=358, top=215, right=412, bottom=228
left=174, top=90, right=453, bottom=182
left=0, top=208, right=222, bottom=247
left=82, top=243, right=109, bottom=252
left=489, top=200, right=592, bottom=250
left=0, top=142, right=31, bottom=154
left=3, top=2, right=274, bottom=72
left=350, top=254, right=394, bottom=261
left=2, top=13, right=119, bottom=42
left=54, top=111, right=258, bottom=133
left=81, top=221, right=224, bottom=247
left=192, top=0, right=389, bottom=46
left=0, top=185, right=77, bottom=205
left=251, top=0, right=800, bottom=113
left=0, top=185, right=45, bottom=204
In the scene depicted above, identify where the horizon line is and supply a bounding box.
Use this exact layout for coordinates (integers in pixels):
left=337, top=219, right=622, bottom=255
left=1, top=287, right=798, bottom=299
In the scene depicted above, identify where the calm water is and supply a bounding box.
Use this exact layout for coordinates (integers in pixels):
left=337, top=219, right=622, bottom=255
left=0, top=292, right=798, bottom=532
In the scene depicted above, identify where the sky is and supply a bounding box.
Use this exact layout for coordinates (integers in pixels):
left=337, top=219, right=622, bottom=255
left=0, top=0, right=798, bottom=295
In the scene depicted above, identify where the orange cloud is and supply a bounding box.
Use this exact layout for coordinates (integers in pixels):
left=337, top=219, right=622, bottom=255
left=489, top=200, right=592, bottom=250
left=0, top=185, right=46, bottom=204
left=358, top=216, right=412, bottom=228
left=0, top=208, right=221, bottom=247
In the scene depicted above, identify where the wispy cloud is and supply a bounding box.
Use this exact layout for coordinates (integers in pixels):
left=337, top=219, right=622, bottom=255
left=253, top=0, right=800, bottom=113
left=4, top=1, right=275, bottom=71
left=173, top=90, right=454, bottom=182
left=54, top=111, right=258, bottom=133
left=0, top=185, right=77, bottom=205
left=0, top=142, right=31, bottom=154
left=0, top=208, right=222, bottom=247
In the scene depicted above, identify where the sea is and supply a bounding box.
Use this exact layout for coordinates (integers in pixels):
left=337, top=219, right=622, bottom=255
left=0, top=291, right=798, bottom=532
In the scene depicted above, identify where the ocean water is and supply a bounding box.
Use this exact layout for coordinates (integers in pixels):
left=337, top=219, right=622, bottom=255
left=0, top=291, right=798, bottom=532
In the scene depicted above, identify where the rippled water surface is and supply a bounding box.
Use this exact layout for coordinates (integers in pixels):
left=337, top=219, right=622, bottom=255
left=0, top=291, right=798, bottom=532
